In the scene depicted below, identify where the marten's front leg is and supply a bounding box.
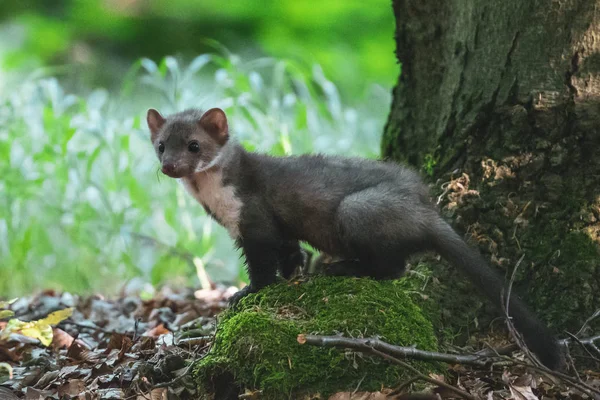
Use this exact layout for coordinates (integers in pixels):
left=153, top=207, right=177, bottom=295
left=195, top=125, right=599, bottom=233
left=229, top=202, right=283, bottom=306
left=229, top=236, right=280, bottom=305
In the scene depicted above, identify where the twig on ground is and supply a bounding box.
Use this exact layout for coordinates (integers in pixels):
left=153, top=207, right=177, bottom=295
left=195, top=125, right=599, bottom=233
left=509, top=358, right=600, bottom=398
left=368, top=348, right=476, bottom=400
left=352, top=374, right=367, bottom=395
left=590, top=342, right=600, bottom=358
left=300, top=335, right=511, bottom=367
left=176, top=336, right=212, bottom=347
left=501, top=255, right=542, bottom=368
left=133, top=317, right=142, bottom=342
left=501, top=256, right=600, bottom=398
left=563, top=343, right=581, bottom=381
left=563, top=331, right=600, bottom=364
left=477, top=343, right=519, bottom=357
left=299, top=334, right=476, bottom=399
left=574, top=308, right=600, bottom=337
left=388, top=376, right=420, bottom=396
left=62, top=319, right=120, bottom=335
left=151, top=346, right=207, bottom=389
left=562, top=334, right=600, bottom=358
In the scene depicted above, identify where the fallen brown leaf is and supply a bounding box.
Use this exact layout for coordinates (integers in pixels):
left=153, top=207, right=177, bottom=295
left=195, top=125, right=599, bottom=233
left=142, top=323, right=170, bottom=338
left=51, top=328, right=74, bottom=350
left=57, top=379, right=86, bottom=397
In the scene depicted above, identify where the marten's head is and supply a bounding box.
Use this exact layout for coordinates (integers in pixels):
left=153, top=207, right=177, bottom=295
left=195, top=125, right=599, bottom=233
left=146, top=108, right=229, bottom=178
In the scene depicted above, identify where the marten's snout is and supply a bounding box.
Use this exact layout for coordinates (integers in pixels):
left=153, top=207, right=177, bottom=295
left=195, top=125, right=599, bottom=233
left=161, top=163, right=177, bottom=177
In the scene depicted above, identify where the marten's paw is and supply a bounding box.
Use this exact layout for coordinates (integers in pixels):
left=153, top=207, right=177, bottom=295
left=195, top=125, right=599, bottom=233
left=228, top=285, right=257, bottom=307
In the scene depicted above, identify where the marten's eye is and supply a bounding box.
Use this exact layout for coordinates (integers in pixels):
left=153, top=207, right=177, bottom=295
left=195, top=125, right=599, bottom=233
left=158, top=142, right=165, bottom=153
left=188, top=141, right=200, bottom=153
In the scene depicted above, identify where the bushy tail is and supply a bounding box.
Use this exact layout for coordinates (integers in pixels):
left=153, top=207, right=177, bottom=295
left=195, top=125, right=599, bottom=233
left=429, top=218, right=565, bottom=370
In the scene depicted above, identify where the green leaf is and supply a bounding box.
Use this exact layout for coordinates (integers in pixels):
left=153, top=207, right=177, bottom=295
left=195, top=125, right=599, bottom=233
left=295, top=103, right=308, bottom=130
left=85, top=146, right=103, bottom=181
left=41, top=308, right=74, bottom=325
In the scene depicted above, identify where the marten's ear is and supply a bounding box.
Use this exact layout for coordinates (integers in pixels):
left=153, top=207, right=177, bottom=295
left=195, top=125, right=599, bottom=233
left=147, top=109, right=165, bottom=142
left=198, top=108, right=229, bottom=146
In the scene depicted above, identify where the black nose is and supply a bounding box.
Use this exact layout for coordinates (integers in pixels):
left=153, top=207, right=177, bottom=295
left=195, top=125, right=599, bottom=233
left=162, top=163, right=176, bottom=175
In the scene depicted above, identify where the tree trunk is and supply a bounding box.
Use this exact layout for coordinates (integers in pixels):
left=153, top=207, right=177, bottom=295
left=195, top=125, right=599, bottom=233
left=383, top=0, right=600, bottom=333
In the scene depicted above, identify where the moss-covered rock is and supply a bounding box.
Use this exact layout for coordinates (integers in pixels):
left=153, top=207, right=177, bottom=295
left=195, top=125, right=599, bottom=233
left=194, top=277, right=440, bottom=399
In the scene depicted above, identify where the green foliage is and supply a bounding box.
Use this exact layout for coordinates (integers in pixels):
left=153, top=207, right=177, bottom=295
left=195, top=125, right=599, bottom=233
left=0, top=53, right=390, bottom=296
left=0, top=1, right=396, bottom=95
left=195, top=277, right=439, bottom=398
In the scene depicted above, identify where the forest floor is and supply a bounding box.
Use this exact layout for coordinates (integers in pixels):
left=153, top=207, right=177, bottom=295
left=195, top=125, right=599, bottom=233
left=0, top=285, right=599, bottom=400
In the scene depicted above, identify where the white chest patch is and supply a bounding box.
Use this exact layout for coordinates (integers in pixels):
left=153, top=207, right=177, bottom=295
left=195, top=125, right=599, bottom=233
left=182, top=170, right=242, bottom=238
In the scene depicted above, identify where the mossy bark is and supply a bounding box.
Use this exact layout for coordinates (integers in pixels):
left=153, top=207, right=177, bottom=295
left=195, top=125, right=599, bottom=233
left=382, top=0, right=600, bottom=333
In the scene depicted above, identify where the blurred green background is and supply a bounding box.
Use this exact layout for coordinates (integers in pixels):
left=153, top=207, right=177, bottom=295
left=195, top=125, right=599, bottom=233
left=0, top=0, right=397, bottom=297
left=0, top=0, right=396, bottom=95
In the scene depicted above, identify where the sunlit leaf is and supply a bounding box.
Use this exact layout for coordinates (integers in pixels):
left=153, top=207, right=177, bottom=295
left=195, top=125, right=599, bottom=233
left=15, top=321, right=53, bottom=346
left=42, top=308, right=74, bottom=325
left=0, top=310, right=14, bottom=319
left=0, top=308, right=73, bottom=346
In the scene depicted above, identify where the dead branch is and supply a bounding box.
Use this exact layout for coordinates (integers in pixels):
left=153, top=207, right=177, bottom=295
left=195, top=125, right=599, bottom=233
left=561, top=334, right=600, bottom=357
left=299, top=334, right=511, bottom=367
left=62, top=319, right=121, bottom=335
left=509, top=358, right=600, bottom=398
left=574, top=308, right=600, bottom=337
left=389, top=376, right=420, bottom=396
left=176, top=336, right=211, bottom=347
left=299, top=334, right=477, bottom=400
left=563, top=331, right=600, bottom=363
left=562, top=334, right=600, bottom=347
left=368, top=347, right=476, bottom=400
left=502, top=257, right=600, bottom=399
left=151, top=347, right=205, bottom=389
left=501, top=255, right=542, bottom=367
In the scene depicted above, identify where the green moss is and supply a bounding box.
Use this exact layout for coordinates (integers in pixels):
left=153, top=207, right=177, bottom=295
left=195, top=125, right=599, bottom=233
left=390, top=258, right=493, bottom=351
left=422, top=153, right=438, bottom=177
left=521, top=226, right=600, bottom=329
left=195, top=277, right=440, bottom=399
left=420, top=172, right=600, bottom=338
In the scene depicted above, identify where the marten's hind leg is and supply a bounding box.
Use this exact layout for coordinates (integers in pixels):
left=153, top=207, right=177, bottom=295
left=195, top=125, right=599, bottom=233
left=277, top=241, right=308, bottom=279
left=335, top=185, right=430, bottom=279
